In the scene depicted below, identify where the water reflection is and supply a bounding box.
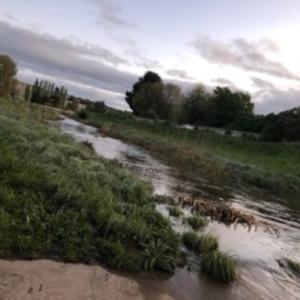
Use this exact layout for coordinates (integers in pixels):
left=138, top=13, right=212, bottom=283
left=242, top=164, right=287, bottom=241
left=57, top=117, right=300, bottom=300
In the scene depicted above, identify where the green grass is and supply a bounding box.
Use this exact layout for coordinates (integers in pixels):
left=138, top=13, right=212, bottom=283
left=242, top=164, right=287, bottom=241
left=182, top=216, right=208, bottom=230
left=168, top=206, right=184, bottom=217
left=201, top=251, right=236, bottom=283
left=0, top=99, right=179, bottom=273
left=182, top=231, right=219, bottom=254
left=80, top=111, right=300, bottom=194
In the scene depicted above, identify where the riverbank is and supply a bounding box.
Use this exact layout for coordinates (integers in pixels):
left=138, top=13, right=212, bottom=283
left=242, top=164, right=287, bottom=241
left=80, top=111, right=300, bottom=194
left=0, top=99, right=179, bottom=272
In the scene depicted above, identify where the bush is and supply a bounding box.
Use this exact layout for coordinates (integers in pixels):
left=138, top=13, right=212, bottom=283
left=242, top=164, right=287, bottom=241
left=77, top=109, right=88, bottom=119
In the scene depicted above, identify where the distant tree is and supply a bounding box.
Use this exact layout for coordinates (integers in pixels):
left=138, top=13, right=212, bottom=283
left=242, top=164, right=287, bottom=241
left=207, top=87, right=254, bottom=127
left=0, top=54, right=18, bottom=97
left=132, top=82, right=169, bottom=119
left=92, top=101, right=106, bottom=113
left=125, top=71, right=162, bottom=115
left=24, top=84, right=31, bottom=101
left=180, top=84, right=210, bottom=125
left=163, top=83, right=182, bottom=121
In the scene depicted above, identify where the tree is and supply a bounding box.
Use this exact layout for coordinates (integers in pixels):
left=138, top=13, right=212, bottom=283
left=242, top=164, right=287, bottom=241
left=92, top=101, right=106, bottom=113
left=207, top=87, right=254, bottom=127
left=132, top=83, right=164, bottom=118
left=0, top=54, right=17, bottom=97
left=163, top=83, right=182, bottom=121
left=125, top=71, right=162, bottom=115
left=180, top=84, right=210, bottom=125
left=24, top=85, right=31, bottom=101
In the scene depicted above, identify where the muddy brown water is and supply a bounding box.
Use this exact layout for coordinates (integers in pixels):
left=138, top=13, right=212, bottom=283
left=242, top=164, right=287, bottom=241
left=53, top=117, right=300, bottom=300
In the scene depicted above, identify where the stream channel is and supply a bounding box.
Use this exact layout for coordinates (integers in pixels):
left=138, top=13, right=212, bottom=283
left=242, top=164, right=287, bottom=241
left=57, top=117, right=300, bottom=300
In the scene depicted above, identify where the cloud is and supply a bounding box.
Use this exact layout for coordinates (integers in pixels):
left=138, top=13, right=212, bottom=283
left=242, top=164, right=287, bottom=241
left=190, top=35, right=299, bottom=81
left=211, top=77, right=236, bottom=89
left=251, top=77, right=300, bottom=114
left=0, top=21, right=138, bottom=109
left=3, top=13, right=18, bottom=21
left=166, top=69, right=194, bottom=80
left=90, top=0, right=137, bottom=29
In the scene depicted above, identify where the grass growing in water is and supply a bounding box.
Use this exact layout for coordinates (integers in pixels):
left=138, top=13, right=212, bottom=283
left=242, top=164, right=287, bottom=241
left=82, top=112, right=300, bottom=194
left=182, top=231, right=219, bottom=254
left=183, top=216, right=208, bottom=231
left=0, top=99, right=179, bottom=273
left=201, top=251, right=236, bottom=283
left=168, top=206, right=184, bottom=217
left=285, top=258, right=300, bottom=274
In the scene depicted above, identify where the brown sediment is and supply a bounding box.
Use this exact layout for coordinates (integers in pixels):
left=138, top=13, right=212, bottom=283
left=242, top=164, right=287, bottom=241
left=175, top=192, right=279, bottom=236
left=0, top=260, right=174, bottom=300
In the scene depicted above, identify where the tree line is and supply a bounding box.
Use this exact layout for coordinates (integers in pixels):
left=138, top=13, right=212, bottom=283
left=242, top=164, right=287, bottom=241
left=125, top=71, right=300, bottom=142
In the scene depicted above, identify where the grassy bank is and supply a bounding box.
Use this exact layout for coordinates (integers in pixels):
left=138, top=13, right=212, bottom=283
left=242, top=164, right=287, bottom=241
left=0, top=99, right=179, bottom=273
left=80, top=111, right=300, bottom=194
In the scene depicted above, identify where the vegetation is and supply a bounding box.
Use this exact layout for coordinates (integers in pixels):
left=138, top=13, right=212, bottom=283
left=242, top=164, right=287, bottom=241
left=167, top=206, right=184, bottom=217
left=30, top=78, right=68, bottom=108
left=182, top=232, right=219, bottom=254
left=201, top=251, right=236, bottom=283
left=183, top=216, right=208, bottom=231
left=0, top=98, right=180, bottom=273
left=82, top=111, right=300, bottom=194
left=0, top=54, right=18, bottom=98
left=284, top=258, right=300, bottom=274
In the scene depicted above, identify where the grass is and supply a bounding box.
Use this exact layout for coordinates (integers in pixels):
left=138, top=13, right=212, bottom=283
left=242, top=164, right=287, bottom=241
left=200, top=251, right=236, bottom=283
left=284, top=258, right=300, bottom=274
left=80, top=111, right=300, bottom=194
left=0, top=99, right=180, bottom=273
left=182, top=231, right=219, bottom=254
left=182, top=216, right=208, bottom=230
left=168, top=206, right=184, bottom=217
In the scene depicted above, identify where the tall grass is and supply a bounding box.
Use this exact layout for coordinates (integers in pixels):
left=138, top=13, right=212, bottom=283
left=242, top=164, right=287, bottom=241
left=83, top=111, right=300, bottom=194
left=0, top=99, right=179, bottom=272
left=182, top=232, right=219, bottom=254
left=168, top=206, right=184, bottom=217
left=201, top=251, right=236, bottom=283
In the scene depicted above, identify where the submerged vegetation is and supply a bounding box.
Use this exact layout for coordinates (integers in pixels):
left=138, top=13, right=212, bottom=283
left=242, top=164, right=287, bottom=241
left=201, top=251, right=236, bottom=283
left=284, top=258, right=300, bottom=274
left=0, top=99, right=179, bottom=273
left=80, top=111, right=300, bottom=195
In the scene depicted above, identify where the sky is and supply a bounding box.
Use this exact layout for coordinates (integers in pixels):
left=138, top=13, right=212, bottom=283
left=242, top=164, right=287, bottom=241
left=1, top=0, right=300, bottom=114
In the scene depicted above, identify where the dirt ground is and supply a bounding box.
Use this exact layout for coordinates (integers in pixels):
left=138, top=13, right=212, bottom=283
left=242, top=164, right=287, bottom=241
left=0, top=260, right=174, bottom=300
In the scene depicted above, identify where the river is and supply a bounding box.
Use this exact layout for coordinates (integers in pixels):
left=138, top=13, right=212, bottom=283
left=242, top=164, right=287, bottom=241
left=57, top=117, right=300, bottom=300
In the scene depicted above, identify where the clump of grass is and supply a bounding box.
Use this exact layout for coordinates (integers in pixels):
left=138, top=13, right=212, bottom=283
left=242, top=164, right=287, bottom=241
left=183, top=216, right=208, bottom=231
left=200, top=251, right=236, bottom=283
left=182, top=231, right=219, bottom=254
left=168, top=206, right=184, bottom=217
left=284, top=258, right=300, bottom=274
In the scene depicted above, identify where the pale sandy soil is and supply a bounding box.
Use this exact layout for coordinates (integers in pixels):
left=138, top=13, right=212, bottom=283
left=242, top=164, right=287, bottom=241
left=0, top=260, right=174, bottom=300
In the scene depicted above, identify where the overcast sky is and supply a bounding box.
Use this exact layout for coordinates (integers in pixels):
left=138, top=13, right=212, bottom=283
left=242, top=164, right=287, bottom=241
left=1, top=0, right=300, bottom=113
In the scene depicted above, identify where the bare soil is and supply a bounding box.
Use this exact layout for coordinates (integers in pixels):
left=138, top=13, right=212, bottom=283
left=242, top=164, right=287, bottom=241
left=0, top=260, right=174, bottom=300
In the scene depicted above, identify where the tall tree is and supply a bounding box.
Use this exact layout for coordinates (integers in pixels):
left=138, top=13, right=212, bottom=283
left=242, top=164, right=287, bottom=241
left=125, top=71, right=162, bottom=115
left=24, top=85, right=31, bottom=101
left=0, top=54, right=17, bottom=97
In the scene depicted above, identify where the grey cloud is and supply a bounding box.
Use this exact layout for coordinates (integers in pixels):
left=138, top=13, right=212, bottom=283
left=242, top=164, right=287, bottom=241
left=167, top=69, right=194, bottom=80
left=91, top=0, right=137, bottom=29
left=251, top=77, right=300, bottom=114
left=211, top=77, right=236, bottom=88
left=3, top=13, right=18, bottom=21
left=191, top=35, right=299, bottom=81
left=0, top=21, right=139, bottom=108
